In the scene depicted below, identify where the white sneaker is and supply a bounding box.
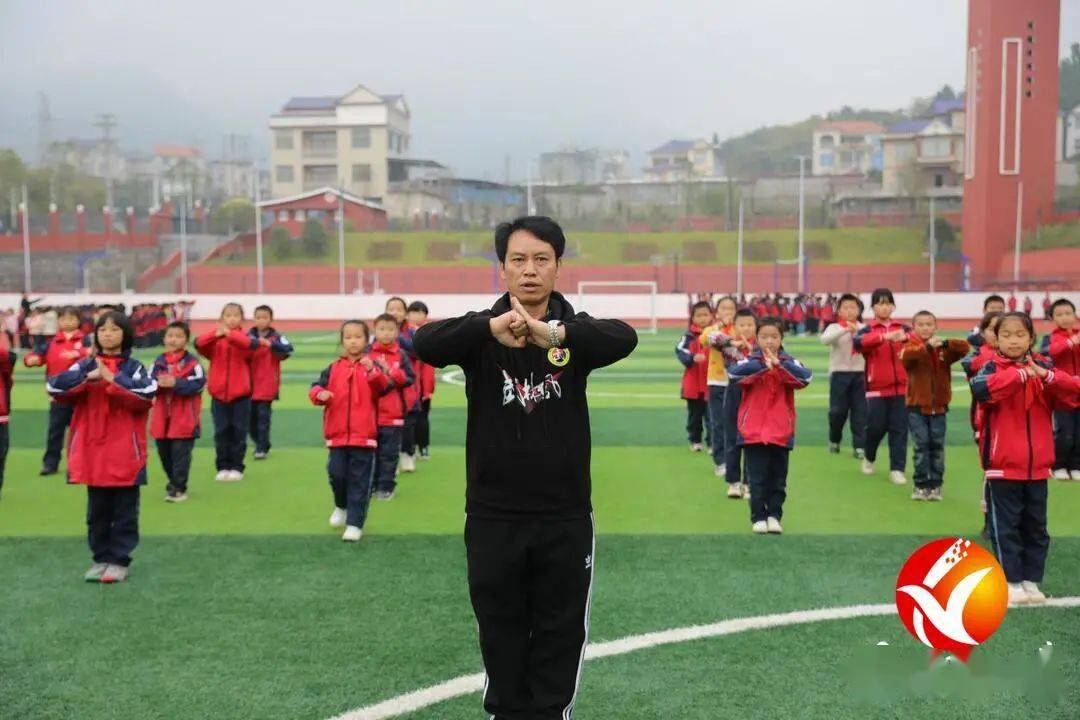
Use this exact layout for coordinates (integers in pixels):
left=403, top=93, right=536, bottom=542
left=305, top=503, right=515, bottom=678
left=84, top=562, right=108, bottom=582
left=740, top=482, right=750, bottom=498
left=1071, top=470, right=1080, bottom=481
left=889, top=471, right=907, bottom=486
left=342, top=525, right=363, bottom=542
left=228, top=470, right=243, bottom=481
left=100, top=564, right=128, bottom=584
left=690, top=443, right=703, bottom=452
left=751, top=520, right=768, bottom=534
left=1052, top=468, right=1070, bottom=480
left=714, top=464, right=727, bottom=478
left=726, top=483, right=743, bottom=499
left=1022, top=581, right=1047, bottom=604
left=861, top=459, right=875, bottom=475
left=329, top=507, right=347, bottom=528
left=1008, top=583, right=1030, bottom=607
left=400, top=453, right=416, bottom=473
left=215, top=470, right=229, bottom=482
left=766, top=517, right=783, bottom=534
left=827, top=442, right=840, bottom=454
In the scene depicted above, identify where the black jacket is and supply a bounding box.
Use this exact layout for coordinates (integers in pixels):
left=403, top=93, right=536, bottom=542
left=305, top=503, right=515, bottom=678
left=413, top=291, right=637, bottom=519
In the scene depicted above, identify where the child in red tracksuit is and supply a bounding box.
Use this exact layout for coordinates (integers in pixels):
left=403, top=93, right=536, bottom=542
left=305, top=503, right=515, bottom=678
left=853, top=288, right=911, bottom=485
left=0, top=333, right=15, bottom=500
left=971, top=312, right=1080, bottom=607
left=248, top=305, right=294, bottom=460
left=1039, top=298, right=1080, bottom=480
left=47, top=310, right=156, bottom=584
left=387, top=296, right=422, bottom=473
left=310, top=320, right=389, bottom=542
left=728, top=317, right=813, bottom=534
left=407, top=301, right=436, bottom=460
left=676, top=301, right=713, bottom=452
left=24, top=306, right=90, bottom=475
left=367, top=313, right=415, bottom=500
left=150, top=321, right=206, bottom=502
left=195, top=303, right=258, bottom=482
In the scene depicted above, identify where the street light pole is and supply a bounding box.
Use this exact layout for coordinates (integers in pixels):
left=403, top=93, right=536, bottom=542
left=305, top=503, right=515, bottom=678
left=21, top=184, right=31, bottom=293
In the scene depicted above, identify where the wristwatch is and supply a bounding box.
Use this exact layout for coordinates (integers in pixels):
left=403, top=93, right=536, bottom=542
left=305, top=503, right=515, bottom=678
left=547, top=320, right=563, bottom=348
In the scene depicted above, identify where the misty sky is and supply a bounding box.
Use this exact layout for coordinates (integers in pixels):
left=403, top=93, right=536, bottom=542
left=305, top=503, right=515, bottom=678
left=1, top=0, right=1077, bottom=182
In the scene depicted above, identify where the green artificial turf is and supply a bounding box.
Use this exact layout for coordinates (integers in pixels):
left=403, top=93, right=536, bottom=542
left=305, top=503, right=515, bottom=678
left=2, top=330, right=1079, bottom=719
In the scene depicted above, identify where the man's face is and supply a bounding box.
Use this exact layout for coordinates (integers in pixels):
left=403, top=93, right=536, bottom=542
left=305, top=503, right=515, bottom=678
left=500, top=230, right=559, bottom=305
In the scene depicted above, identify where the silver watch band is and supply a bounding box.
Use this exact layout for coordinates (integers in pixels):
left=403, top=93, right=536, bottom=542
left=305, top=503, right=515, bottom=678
left=548, top=320, right=563, bottom=348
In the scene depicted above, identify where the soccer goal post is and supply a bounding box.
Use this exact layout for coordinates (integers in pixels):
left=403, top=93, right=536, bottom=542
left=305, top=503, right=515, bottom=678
left=772, top=257, right=809, bottom=294
left=576, top=281, right=658, bottom=334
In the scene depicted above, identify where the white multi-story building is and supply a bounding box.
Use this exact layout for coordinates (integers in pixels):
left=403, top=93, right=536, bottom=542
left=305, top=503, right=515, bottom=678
left=645, top=139, right=723, bottom=181
left=811, top=120, right=883, bottom=176
left=269, top=84, right=410, bottom=202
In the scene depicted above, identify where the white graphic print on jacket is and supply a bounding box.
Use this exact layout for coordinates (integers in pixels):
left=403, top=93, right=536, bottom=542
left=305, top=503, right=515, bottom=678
left=500, top=368, right=563, bottom=413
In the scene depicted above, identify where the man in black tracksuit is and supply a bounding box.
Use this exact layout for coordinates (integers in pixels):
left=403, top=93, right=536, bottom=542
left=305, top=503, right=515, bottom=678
left=414, top=216, right=637, bottom=720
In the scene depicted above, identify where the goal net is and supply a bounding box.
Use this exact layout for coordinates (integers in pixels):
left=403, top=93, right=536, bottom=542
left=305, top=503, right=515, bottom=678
left=576, top=281, right=658, bottom=334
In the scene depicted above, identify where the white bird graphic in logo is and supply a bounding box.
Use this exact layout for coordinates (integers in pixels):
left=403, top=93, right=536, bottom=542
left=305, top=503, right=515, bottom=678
left=896, top=538, right=990, bottom=647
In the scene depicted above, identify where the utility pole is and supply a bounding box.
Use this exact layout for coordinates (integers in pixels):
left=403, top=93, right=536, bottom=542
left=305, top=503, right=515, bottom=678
left=94, top=113, right=118, bottom=211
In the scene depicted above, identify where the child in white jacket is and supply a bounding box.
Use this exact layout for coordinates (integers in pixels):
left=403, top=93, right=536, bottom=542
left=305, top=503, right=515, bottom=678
left=820, top=293, right=867, bottom=459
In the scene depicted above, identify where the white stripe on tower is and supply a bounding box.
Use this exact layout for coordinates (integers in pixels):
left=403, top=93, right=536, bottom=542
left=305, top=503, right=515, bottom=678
left=562, top=513, right=596, bottom=720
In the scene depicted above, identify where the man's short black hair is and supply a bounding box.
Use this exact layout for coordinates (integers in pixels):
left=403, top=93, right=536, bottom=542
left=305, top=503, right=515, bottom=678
left=870, top=288, right=895, bottom=306
left=495, top=216, right=566, bottom=264
left=983, top=294, right=1006, bottom=310
left=407, top=301, right=429, bottom=315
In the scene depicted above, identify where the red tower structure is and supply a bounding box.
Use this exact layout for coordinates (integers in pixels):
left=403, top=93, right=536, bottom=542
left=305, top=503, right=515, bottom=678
left=962, top=0, right=1060, bottom=288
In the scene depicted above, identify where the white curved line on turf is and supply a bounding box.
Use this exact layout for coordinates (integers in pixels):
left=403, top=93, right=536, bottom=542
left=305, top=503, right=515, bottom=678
left=327, top=596, right=1080, bottom=720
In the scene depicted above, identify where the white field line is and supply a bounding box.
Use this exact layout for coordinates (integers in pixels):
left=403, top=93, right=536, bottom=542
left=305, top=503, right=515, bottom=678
left=327, top=596, right=1080, bottom=720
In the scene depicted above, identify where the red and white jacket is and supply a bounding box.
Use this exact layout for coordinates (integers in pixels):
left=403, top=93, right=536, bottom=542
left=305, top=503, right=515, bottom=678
left=676, top=324, right=708, bottom=401
left=150, top=350, right=206, bottom=440
left=971, top=354, right=1080, bottom=481
left=1040, top=327, right=1080, bottom=409
left=728, top=348, right=813, bottom=449
left=25, top=330, right=90, bottom=379
left=853, top=319, right=911, bottom=398
left=248, top=327, right=294, bottom=402
left=309, top=357, right=389, bottom=448
left=365, top=341, right=415, bottom=427
left=47, top=354, right=157, bottom=487
left=962, top=342, right=999, bottom=442
left=194, top=329, right=258, bottom=402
